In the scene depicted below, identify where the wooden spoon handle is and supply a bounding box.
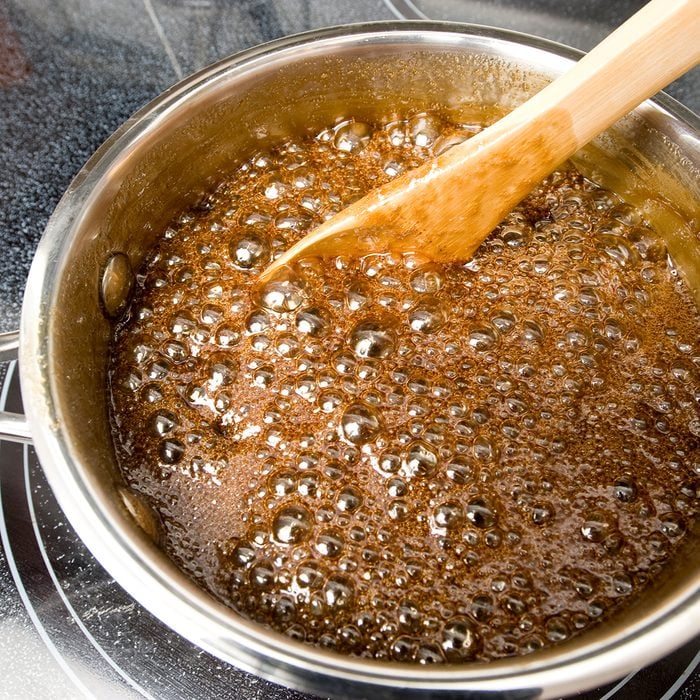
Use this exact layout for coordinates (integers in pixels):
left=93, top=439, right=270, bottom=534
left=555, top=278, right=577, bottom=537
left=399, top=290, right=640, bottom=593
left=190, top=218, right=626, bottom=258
left=518, top=0, right=700, bottom=151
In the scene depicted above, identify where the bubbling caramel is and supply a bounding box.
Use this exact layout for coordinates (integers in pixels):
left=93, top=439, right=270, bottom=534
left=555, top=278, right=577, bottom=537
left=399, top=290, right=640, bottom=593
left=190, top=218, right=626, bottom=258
left=109, top=114, right=700, bottom=663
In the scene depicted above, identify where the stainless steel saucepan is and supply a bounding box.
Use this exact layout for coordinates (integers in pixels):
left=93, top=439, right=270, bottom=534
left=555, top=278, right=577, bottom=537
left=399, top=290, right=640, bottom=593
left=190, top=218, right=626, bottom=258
left=0, top=23, right=698, bottom=699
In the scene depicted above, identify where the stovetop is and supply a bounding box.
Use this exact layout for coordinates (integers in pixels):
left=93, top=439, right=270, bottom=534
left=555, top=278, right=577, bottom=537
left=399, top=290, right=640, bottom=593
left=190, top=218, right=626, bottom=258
left=1, top=1, right=698, bottom=698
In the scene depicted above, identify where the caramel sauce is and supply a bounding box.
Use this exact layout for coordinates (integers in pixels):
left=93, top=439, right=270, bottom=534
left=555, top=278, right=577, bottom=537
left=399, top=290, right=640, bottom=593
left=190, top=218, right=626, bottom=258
left=109, top=114, right=699, bottom=663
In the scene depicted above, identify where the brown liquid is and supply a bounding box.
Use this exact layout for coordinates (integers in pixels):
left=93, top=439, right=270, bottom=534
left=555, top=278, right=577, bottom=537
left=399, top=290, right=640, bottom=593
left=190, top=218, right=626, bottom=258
left=109, top=114, right=700, bottom=663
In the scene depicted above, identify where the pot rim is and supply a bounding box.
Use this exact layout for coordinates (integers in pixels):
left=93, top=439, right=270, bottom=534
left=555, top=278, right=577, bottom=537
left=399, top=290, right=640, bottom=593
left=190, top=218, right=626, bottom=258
left=18, top=21, right=700, bottom=698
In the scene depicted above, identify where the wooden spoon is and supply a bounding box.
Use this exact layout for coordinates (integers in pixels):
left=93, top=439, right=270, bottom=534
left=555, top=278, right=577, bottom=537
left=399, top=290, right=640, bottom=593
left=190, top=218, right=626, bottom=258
left=259, top=0, right=700, bottom=283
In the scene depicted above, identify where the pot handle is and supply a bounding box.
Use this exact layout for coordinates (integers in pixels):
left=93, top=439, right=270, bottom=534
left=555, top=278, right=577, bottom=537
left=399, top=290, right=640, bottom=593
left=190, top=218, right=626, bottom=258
left=0, top=330, right=32, bottom=444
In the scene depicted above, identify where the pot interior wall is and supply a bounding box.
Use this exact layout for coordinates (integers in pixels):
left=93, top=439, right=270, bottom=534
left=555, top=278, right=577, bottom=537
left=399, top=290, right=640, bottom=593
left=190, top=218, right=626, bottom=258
left=44, top=29, right=699, bottom=671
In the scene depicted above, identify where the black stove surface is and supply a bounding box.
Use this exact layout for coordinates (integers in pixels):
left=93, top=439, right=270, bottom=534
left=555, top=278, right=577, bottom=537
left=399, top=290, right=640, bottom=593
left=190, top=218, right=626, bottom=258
left=1, top=1, right=698, bottom=698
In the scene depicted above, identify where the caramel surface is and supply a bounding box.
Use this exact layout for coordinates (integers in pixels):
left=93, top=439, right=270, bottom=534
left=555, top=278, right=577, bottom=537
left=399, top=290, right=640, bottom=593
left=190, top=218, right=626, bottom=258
left=110, top=115, right=700, bottom=663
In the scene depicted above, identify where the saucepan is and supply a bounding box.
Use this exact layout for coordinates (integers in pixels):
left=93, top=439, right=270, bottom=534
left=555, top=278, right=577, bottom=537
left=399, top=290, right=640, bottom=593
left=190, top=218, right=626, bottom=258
left=0, top=22, right=698, bottom=699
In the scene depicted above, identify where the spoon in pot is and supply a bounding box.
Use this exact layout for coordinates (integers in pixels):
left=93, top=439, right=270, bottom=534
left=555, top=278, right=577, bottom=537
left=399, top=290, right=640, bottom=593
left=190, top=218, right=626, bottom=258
left=259, top=0, right=700, bottom=283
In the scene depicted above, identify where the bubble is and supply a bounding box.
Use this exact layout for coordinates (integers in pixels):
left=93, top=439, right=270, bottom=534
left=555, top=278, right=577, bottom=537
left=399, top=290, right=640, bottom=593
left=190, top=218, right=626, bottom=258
left=216, top=326, right=240, bottom=347
left=408, top=113, right=442, bottom=147
left=275, top=596, right=296, bottom=622
left=337, top=486, right=362, bottom=513
left=442, top=617, right=480, bottom=660
left=333, top=120, right=372, bottom=153
left=521, top=320, right=544, bottom=344
left=416, top=642, right=445, bottom=664
left=410, top=266, right=443, bottom=294
left=660, top=512, right=686, bottom=538
left=295, top=376, right=316, bottom=399
left=500, top=419, right=520, bottom=440
left=531, top=502, right=554, bottom=526
left=290, top=166, right=314, bottom=189
left=598, top=233, right=639, bottom=268
left=466, top=498, right=497, bottom=529
left=227, top=540, right=256, bottom=569
left=570, top=570, right=597, bottom=598
left=259, top=277, right=305, bottom=312
left=275, top=333, right=301, bottom=358
left=296, top=560, right=325, bottom=589
left=468, top=326, right=497, bottom=351
left=334, top=352, right=356, bottom=375
left=151, top=410, right=179, bottom=436
left=315, top=528, right=344, bottom=558
left=101, top=252, right=134, bottom=319
left=338, top=624, right=362, bottom=650
left=580, top=510, right=615, bottom=543
left=343, top=525, right=364, bottom=544
left=552, top=285, right=572, bottom=303
left=249, top=560, right=275, bottom=589
left=184, top=381, right=207, bottom=406
left=350, top=320, right=395, bottom=359
left=433, top=131, right=469, bottom=155
left=200, top=304, right=222, bottom=325
left=680, top=479, right=699, bottom=499
left=473, top=435, right=497, bottom=462
left=132, top=344, right=154, bottom=366
left=504, top=594, right=527, bottom=615
left=504, top=392, right=530, bottom=416
left=268, top=470, right=296, bottom=497
left=253, top=365, right=275, bottom=388
left=146, top=359, right=171, bottom=381
left=245, top=310, right=270, bottom=334
left=491, top=308, right=516, bottom=334
left=295, top=307, right=328, bottom=336
left=578, top=286, right=599, bottom=307
left=391, top=635, right=417, bottom=661
left=386, top=477, right=407, bottom=498
left=409, top=300, right=445, bottom=334
left=272, top=505, right=312, bottom=544
left=230, top=233, right=270, bottom=269
left=263, top=177, right=286, bottom=200
left=275, top=211, right=314, bottom=231
left=192, top=326, right=211, bottom=345
left=587, top=599, right=606, bottom=618
left=503, top=227, right=529, bottom=248
left=214, top=391, right=231, bottom=413
left=613, top=475, right=638, bottom=502
left=397, top=599, right=421, bottom=631
left=433, top=501, right=464, bottom=530
left=296, top=452, right=320, bottom=470
left=471, top=594, right=494, bottom=621
left=612, top=572, right=634, bottom=595
left=207, top=356, right=237, bottom=388
left=383, top=160, right=404, bottom=177
left=388, top=499, right=410, bottom=521
left=160, top=439, right=185, bottom=464
left=446, top=456, right=475, bottom=484
left=324, top=575, right=354, bottom=608
left=346, top=281, right=370, bottom=311
left=296, top=472, right=320, bottom=499
left=564, top=327, right=589, bottom=349
left=340, top=402, right=382, bottom=445
left=284, top=625, right=306, bottom=642
left=402, top=441, right=438, bottom=478
left=314, top=389, right=340, bottom=413
left=162, top=340, right=187, bottom=363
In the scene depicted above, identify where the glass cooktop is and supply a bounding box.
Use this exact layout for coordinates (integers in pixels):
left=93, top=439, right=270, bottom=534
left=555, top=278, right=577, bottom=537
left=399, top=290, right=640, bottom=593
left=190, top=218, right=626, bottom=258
left=1, top=1, right=698, bottom=698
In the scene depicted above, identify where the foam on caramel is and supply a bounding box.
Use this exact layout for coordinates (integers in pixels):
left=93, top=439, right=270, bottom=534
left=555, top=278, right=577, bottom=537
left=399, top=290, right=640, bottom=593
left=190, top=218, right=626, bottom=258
left=109, top=114, right=700, bottom=663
